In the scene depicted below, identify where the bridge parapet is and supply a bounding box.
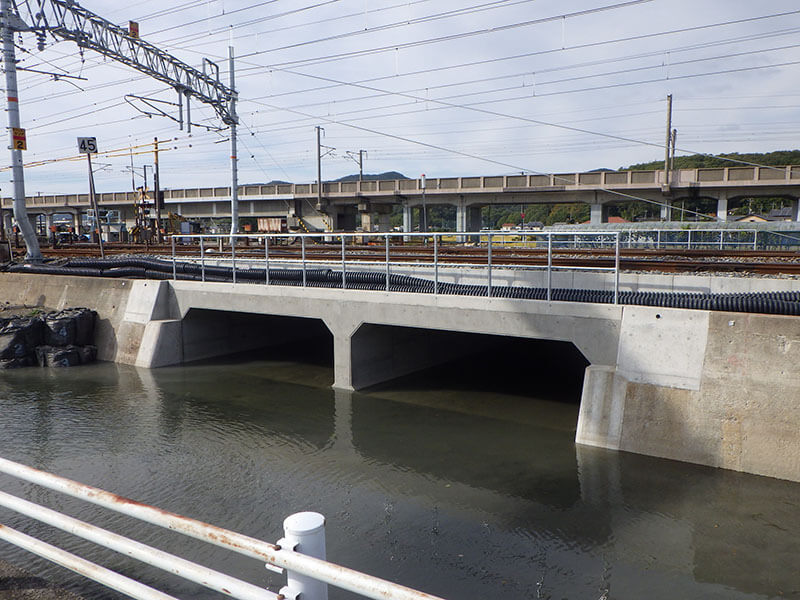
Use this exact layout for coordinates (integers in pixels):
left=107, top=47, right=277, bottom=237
left=5, top=166, right=800, bottom=211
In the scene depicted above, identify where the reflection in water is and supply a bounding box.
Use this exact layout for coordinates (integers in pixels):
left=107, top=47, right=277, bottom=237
left=0, top=355, right=798, bottom=600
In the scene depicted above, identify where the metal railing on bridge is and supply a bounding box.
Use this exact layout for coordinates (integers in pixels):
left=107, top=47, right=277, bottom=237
left=169, top=231, right=623, bottom=304
left=0, top=456, right=444, bottom=600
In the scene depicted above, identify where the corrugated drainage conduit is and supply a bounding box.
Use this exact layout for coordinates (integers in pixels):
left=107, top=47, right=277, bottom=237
left=7, top=258, right=800, bottom=316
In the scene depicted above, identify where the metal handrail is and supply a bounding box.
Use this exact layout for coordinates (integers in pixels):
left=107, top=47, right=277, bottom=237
left=0, top=456, right=445, bottom=600
left=170, top=230, right=622, bottom=304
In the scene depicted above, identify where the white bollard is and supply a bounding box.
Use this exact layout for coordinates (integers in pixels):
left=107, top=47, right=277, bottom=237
left=279, top=512, right=328, bottom=600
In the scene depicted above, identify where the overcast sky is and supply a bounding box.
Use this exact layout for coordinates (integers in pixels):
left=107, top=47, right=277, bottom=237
left=5, top=0, right=800, bottom=195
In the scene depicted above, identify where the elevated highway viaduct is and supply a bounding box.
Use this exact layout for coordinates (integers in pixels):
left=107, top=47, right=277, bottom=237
left=5, top=165, right=800, bottom=233
left=1, top=269, right=798, bottom=485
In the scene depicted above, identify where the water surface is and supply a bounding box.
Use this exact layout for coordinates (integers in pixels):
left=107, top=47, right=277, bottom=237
left=0, top=353, right=798, bottom=600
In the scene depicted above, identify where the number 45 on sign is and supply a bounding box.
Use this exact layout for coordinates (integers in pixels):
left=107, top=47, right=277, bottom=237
left=77, top=137, right=98, bottom=154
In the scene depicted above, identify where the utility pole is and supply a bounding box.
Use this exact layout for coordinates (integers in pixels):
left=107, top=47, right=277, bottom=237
left=85, top=152, right=104, bottom=259
left=1, top=0, right=41, bottom=261
left=153, top=137, right=161, bottom=242
left=664, top=93, right=673, bottom=188
left=420, top=173, right=427, bottom=233
left=229, top=46, right=239, bottom=237
left=358, top=149, right=365, bottom=181
left=671, top=128, right=677, bottom=170
left=316, top=125, right=323, bottom=209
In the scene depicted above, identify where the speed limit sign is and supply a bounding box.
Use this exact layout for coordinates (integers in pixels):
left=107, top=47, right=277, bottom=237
left=77, top=137, right=98, bottom=154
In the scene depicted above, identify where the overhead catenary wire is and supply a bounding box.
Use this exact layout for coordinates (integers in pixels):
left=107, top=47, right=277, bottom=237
left=5, top=1, right=800, bottom=197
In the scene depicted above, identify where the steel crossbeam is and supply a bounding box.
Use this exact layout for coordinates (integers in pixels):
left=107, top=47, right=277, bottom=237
left=20, top=0, right=236, bottom=124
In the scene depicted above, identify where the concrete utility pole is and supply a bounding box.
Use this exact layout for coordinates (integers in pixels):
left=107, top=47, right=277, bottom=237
left=358, top=149, right=365, bottom=181
left=316, top=125, right=323, bottom=209
left=671, top=127, right=677, bottom=170
left=664, top=94, right=673, bottom=188
left=1, top=0, right=41, bottom=261
left=85, top=152, right=104, bottom=259
left=153, top=137, right=161, bottom=242
left=229, top=46, right=239, bottom=236
left=420, top=173, right=427, bottom=233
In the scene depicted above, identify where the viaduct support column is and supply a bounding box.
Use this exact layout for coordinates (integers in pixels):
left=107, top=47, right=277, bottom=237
left=717, top=192, right=729, bottom=222
left=402, top=202, right=412, bottom=240
left=456, top=197, right=482, bottom=242
left=790, top=198, right=800, bottom=222
left=590, top=203, right=608, bottom=225
left=660, top=199, right=673, bottom=222
left=456, top=196, right=482, bottom=242
left=361, top=207, right=392, bottom=233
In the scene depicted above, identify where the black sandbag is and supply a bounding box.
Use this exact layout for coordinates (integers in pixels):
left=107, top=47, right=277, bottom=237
left=35, top=345, right=82, bottom=367
left=44, top=313, right=77, bottom=347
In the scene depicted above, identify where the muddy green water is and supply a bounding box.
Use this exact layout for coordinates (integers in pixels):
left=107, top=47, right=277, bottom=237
left=0, top=352, right=798, bottom=600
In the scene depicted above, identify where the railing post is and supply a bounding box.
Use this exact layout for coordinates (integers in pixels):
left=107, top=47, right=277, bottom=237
left=719, top=229, right=724, bottom=250
left=433, top=233, right=439, bottom=295
left=687, top=229, right=692, bottom=250
left=279, top=512, right=328, bottom=600
left=171, top=236, right=176, bottom=281
left=753, top=230, right=758, bottom=251
left=614, top=232, right=620, bottom=305
left=341, top=235, right=346, bottom=289
left=385, top=233, right=390, bottom=292
left=301, top=236, right=306, bottom=287
left=200, top=237, right=205, bottom=282
left=656, top=230, right=661, bottom=249
left=487, top=233, right=492, bottom=298
left=231, top=237, right=237, bottom=284
left=265, top=237, right=270, bottom=285
left=547, top=234, right=552, bottom=302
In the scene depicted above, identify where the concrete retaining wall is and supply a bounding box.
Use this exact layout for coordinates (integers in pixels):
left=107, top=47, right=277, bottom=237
left=3, top=272, right=799, bottom=483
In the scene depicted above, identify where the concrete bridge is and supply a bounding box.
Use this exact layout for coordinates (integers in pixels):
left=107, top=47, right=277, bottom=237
left=2, top=269, right=798, bottom=485
left=5, top=165, right=800, bottom=233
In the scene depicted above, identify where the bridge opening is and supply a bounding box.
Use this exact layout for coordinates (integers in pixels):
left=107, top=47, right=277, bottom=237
left=351, top=324, right=589, bottom=405
left=181, top=309, right=333, bottom=378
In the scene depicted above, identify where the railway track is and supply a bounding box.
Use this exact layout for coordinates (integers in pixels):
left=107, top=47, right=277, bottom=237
left=13, top=241, right=800, bottom=276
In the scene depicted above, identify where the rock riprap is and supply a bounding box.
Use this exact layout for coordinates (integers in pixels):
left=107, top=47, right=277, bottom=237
left=0, top=308, right=98, bottom=369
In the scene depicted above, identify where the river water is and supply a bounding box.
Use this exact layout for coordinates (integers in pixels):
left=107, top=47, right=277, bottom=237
left=0, top=348, right=798, bottom=600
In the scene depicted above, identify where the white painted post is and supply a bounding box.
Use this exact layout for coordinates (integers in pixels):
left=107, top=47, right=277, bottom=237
left=200, top=237, right=205, bottom=282
left=547, top=234, right=552, bottom=302
left=171, top=236, right=176, bottom=280
left=279, top=512, right=328, bottom=600
left=487, top=233, right=492, bottom=298
left=301, top=236, right=306, bottom=287
left=385, top=233, right=390, bottom=291
left=433, top=234, right=439, bottom=295
left=265, top=236, right=270, bottom=286
left=231, top=238, right=237, bottom=284
left=341, top=235, right=346, bottom=289
left=614, top=232, right=620, bottom=305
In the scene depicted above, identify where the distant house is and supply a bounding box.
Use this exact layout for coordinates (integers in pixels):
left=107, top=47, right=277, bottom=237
left=733, top=207, right=794, bottom=222
left=767, top=206, right=794, bottom=221
left=521, top=221, right=544, bottom=230
left=580, top=216, right=630, bottom=224
left=733, top=214, right=768, bottom=223
left=500, top=223, right=517, bottom=231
